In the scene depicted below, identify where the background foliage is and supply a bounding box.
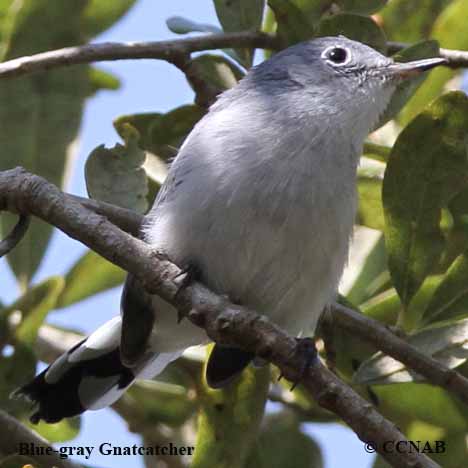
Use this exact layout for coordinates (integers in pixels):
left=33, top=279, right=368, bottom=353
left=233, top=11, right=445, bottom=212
left=1, top=1, right=468, bottom=467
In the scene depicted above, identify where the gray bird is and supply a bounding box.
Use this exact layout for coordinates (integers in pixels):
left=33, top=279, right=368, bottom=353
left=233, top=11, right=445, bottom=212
left=14, top=36, right=445, bottom=423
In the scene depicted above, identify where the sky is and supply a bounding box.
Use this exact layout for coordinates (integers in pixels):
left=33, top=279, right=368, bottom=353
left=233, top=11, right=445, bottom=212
left=0, top=1, right=381, bottom=467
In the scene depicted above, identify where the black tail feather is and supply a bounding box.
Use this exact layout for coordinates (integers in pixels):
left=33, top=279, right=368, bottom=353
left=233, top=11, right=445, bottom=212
left=13, top=367, right=85, bottom=424
left=13, top=347, right=134, bottom=424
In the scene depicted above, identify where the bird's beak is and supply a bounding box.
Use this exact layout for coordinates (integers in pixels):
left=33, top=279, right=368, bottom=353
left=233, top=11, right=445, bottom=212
left=387, top=57, right=447, bottom=79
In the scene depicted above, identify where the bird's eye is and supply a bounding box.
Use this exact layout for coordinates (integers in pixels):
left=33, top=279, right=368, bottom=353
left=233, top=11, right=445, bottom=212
left=323, top=47, right=350, bottom=65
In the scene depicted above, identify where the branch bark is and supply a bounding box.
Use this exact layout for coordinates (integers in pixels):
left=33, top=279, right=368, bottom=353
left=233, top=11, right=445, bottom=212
left=330, top=303, right=468, bottom=406
left=0, top=166, right=444, bottom=468
left=0, top=213, right=30, bottom=257
left=0, top=34, right=466, bottom=83
left=388, top=41, right=468, bottom=67
left=0, top=32, right=279, bottom=79
left=169, top=52, right=221, bottom=109
left=67, top=194, right=142, bottom=237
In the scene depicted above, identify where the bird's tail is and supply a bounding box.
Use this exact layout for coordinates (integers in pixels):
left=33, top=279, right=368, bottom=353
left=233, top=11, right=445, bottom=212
left=12, top=316, right=180, bottom=424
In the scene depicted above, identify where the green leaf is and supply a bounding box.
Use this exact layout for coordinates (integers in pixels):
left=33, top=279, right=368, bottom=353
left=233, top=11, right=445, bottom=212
left=376, top=40, right=440, bottom=128
left=2, top=277, right=65, bottom=346
left=114, top=106, right=206, bottom=208
left=56, top=250, right=126, bottom=309
left=245, top=413, right=324, bottom=468
left=361, top=273, right=444, bottom=328
left=363, top=142, right=391, bottom=163
left=354, top=318, right=468, bottom=385
left=88, top=67, right=121, bottom=95
left=114, top=105, right=206, bottom=162
left=317, top=13, right=387, bottom=53
left=124, top=380, right=196, bottom=427
left=80, top=0, right=137, bottom=40
left=85, top=130, right=148, bottom=214
left=360, top=288, right=402, bottom=325
left=0, top=0, right=136, bottom=287
left=267, top=0, right=387, bottom=39
left=424, top=252, right=468, bottom=323
left=383, top=92, right=468, bottom=315
left=0, top=343, right=36, bottom=409
left=380, top=0, right=450, bottom=42
left=346, top=234, right=389, bottom=306
left=166, top=16, right=222, bottom=34
left=0, top=1, right=16, bottom=50
left=190, top=54, right=244, bottom=91
left=267, top=0, right=315, bottom=46
left=374, top=383, right=468, bottom=432
left=192, top=359, right=269, bottom=468
left=28, top=416, right=81, bottom=443
left=214, top=0, right=265, bottom=67
left=0, top=1, right=91, bottom=287
left=403, top=274, right=445, bottom=329
left=10, top=277, right=65, bottom=345
left=261, top=5, right=276, bottom=60
left=357, top=176, right=384, bottom=231
left=335, top=0, right=388, bottom=14
left=398, top=0, right=468, bottom=125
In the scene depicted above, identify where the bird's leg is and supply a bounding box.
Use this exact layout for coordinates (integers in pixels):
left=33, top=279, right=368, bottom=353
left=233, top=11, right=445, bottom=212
left=277, top=337, right=318, bottom=390
left=290, top=337, right=318, bottom=390
left=174, top=262, right=202, bottom=323
left=318, top=306, right=337, bottom=374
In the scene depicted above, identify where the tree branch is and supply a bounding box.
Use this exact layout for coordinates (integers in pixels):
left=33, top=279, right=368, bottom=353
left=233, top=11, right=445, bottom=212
left=0, top=410, right=81, bottom=468
left=0, top=34, right=465, bottom=83
left=388, top=41, right=468, bottom=67
left=0, top=166, right=444, bottom=468
left=0, top=213, right=30, bottom=257
left=66, top=194, right=142, bottom=237
left=169, top=52, right=221, bottom=109
left=0, top=32, right=279, bottom=80
left=330, top=303, right=468, bottom=406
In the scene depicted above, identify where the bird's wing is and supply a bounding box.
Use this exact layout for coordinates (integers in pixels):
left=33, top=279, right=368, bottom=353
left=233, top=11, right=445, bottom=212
left=120, top=274, right=155, bottom=366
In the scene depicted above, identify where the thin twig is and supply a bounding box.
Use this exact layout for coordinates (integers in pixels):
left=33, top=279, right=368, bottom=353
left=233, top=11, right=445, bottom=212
left=388, top=41, right=468, bottom=67
left=0, top=35, right=465, bottom=83
left=0, top=213, right=30, bottom=257
left=67, top=194, right=142, bottom=237
left=330, top=303, right=468, bottom=405
left=0, top=32, right=279, bottom=79
left=0, top=410, right=81, bottom=468
left=0, top=167, right=441, bottom=468
left=169, top=52, right=221, bottom=109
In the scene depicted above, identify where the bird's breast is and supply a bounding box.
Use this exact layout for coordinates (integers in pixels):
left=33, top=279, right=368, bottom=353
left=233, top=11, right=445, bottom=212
left=147, top=141, right=358, bottom=336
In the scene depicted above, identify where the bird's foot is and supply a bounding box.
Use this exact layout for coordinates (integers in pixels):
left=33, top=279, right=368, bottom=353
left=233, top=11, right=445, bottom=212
left=174, top=262, right=201, bottom=323
left=278, top=337, right=318, bottom=391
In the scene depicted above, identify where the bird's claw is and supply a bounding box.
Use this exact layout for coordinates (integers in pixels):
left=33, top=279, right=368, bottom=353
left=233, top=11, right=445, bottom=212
left=174, top=263, right=201, bottom=323
left=289, top=337, right=318, bottom=391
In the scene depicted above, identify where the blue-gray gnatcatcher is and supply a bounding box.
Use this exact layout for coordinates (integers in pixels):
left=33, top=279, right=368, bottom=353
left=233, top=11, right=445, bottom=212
left=15, top=36, right=445, bottom=423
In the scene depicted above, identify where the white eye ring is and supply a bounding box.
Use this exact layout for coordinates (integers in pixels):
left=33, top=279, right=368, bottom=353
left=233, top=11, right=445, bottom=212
left=321, top=46, right=352, bottom=66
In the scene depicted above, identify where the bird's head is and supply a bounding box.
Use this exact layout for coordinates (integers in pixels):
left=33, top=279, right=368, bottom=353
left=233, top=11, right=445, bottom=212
left=244, top=36, right=446, bottom=140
